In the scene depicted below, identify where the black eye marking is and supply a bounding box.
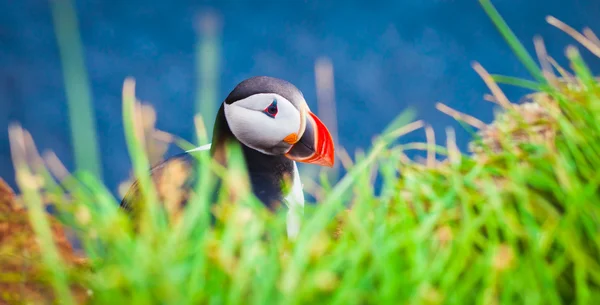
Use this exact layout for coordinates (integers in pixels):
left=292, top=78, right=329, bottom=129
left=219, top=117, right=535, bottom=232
left=263, top=99, right=278, bottom=118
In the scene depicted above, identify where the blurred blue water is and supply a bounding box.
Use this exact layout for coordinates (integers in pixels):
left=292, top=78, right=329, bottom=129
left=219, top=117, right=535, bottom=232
left=1, top=0, right=599, bottom=198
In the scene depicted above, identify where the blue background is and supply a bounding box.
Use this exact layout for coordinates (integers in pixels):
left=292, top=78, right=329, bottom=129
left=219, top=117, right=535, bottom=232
left=1, top=0, right=599, bottom=197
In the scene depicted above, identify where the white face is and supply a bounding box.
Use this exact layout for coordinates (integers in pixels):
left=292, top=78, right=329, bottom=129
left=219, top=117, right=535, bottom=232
left=224, top=93, right=306, bottom=155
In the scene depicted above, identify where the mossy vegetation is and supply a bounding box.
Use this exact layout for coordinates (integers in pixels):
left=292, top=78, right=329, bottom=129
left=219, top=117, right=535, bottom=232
left=2, top=0, right=600, bottom=304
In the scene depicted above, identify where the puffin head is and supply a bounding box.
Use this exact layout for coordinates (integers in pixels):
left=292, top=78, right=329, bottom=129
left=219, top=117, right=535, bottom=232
left=222, top=76, right=335, bottom=167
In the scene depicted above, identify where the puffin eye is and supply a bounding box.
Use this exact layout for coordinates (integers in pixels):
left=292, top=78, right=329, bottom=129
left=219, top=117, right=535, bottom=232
left=263, top=99, right=278, bottom=118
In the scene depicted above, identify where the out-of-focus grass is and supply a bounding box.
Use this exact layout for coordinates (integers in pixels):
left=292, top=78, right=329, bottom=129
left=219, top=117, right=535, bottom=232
left=50, top=0, right=102, bottom=180
left=3, top=0, right=600, bottom=304
left=195, top=10, right=221, bottom=140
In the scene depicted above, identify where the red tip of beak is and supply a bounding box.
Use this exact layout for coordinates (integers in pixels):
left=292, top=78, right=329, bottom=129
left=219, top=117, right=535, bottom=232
left=308, top=111, right=335, bottom=167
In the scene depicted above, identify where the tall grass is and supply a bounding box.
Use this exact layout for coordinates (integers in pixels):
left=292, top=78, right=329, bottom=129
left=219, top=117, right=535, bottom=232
left=195, top=10, right=221, bottom=140
left=50, top=0, right=102, bottom=180
left=3, top=0, right=600, bottom=304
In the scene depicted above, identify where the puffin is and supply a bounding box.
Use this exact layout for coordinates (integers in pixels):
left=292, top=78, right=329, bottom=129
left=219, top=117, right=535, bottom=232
left=120, top=76, right=335, bottom=238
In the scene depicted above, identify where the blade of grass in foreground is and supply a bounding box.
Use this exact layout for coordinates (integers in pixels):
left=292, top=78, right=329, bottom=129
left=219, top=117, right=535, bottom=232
left=176, top=116, right=214, bottom=304
left=121, top=78, right=164, bottom=234
left=478, top=0, right=547, bottom=85
left=491, top=75, right=544, bottom=91
left=566, top=46, right=599, bottom=90
left=50, top=0, right=102, bottom=180
left=195, top=10, right=221, bottom=139
left=8, top=124, right=76, bottom=305
left=176, top=115, right=213, bottom=238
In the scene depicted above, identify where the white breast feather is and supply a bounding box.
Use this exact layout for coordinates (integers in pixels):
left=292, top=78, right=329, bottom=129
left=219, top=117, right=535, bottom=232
left=285, top=161, right=304, bottom=239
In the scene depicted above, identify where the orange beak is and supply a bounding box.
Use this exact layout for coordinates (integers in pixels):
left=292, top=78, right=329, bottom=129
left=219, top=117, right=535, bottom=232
left=285, top=111, right=335, bottom=167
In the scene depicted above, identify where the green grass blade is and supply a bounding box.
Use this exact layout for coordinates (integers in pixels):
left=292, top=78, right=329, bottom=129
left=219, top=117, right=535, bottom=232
left=491, top=74, right=544, bottom=91
left=49, top=0, right=102, bottom=179
left=479, top=0, right=547, bottom=84
left=121, top=78, right=164, bottom=233
left=195, top=11, right=221, bottom=139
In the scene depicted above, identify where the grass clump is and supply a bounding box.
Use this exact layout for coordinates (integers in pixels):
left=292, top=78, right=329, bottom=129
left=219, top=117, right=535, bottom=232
left=3, top=1, right=600, bottom=304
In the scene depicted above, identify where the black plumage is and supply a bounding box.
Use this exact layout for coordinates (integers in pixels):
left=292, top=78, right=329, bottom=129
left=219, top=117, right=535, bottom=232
left=121, top=76, right=308, bottom=218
